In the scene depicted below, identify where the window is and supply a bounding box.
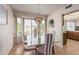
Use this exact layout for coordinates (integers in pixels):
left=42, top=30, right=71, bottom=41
left=16, top=17, right=22, bottom=37
left=65, top=21, right=75, bottom=31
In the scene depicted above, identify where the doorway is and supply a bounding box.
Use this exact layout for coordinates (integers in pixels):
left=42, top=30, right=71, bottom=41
left=62, top=10, right=79, bottom=54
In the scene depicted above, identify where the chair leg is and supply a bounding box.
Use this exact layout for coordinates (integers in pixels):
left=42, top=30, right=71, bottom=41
left=52, top=47, right=55, bottom=55
left=35, top=48, right=37, bottom=55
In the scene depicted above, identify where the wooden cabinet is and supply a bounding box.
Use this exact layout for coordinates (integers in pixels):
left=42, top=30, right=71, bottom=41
left=68, top=31, right=79, bottom=40
left=63, top=31, right=79, bottom=45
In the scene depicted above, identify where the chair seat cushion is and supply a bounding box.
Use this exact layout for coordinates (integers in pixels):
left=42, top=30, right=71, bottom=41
left=36, top=46, right=45, bottom=54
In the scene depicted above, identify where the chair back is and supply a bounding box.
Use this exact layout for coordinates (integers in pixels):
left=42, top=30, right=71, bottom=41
left=44, top=34, right=55, bottom=55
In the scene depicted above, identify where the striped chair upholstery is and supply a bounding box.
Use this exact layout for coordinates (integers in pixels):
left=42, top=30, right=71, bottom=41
left=36, top=34, right=55, bottom=55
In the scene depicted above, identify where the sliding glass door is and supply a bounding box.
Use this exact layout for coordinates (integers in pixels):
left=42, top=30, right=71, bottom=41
left=24, top=19, right=38, bottom=46
left=24, top=19, right=45, bottom=46
left=40, top=20, right=45, bottom=44
left=24, top=19, right=31, bottom=45
left=16, top=17, right=46, bottom=46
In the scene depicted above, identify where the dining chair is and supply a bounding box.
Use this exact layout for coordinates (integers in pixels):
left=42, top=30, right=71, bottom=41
left=36, top=34, right=55, bottom=55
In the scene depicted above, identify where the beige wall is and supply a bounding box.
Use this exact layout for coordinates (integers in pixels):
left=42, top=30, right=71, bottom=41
left=0, top=5, right=14, bottom=54
left=47, top=5, right=79, bottom=47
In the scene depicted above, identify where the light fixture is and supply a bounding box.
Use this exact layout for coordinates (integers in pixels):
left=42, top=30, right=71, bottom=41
left=35, top=4, right=43, bottom=23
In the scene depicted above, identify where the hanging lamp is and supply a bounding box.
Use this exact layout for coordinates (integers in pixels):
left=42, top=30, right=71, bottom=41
left=35, top=4, right=43, bottom=23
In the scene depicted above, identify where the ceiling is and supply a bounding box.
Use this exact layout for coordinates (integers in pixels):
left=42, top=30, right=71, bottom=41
left=64, top=11, right=79, bottom=20
left=10, top=4, right=67, bottom=16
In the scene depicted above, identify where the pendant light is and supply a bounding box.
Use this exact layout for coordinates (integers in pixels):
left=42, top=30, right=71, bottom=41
left=35, top=4, right=43, bottom=23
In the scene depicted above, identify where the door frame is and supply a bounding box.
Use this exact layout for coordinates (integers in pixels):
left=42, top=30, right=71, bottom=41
left=62, top=10, right=79, bottom=45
